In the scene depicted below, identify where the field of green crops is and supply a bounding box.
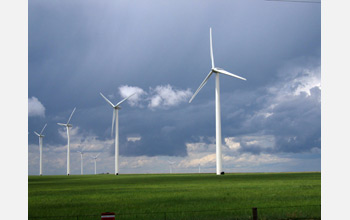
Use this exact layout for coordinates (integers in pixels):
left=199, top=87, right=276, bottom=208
left=28, top=172, right=321, bottom=220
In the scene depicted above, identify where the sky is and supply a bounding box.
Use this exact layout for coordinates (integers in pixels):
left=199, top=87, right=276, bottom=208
left=28, top=0, right=321, bottom=175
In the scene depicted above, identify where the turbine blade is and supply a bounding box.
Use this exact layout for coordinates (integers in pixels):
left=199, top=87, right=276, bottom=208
left=216, top=69, right=246, bottom=81
left=210, top=27, right=215, bottom=69
left=96, top=153, right=100, bottom=158
left=189, top=71, right=213, bottom=103
left=67, top=107, right=76, bottom=124
left=100, top=92, right=115, bottom=108
left=116, top=93, right=135, bottom=107
left=34, top=131, right=40, bottom=136
left=40, top=123, right=47, bottom=135
left=57, top=123, right=67, bottom=126
left=111, top=109, right=116, bottom=137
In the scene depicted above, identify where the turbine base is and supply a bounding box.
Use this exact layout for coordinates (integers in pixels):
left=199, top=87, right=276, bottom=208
left=220, top=172, right=225, bottom=175
left=115, top=173, right=119, bottom=175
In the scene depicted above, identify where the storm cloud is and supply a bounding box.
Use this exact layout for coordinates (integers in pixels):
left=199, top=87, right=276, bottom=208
left=28, top=0, right=320, bottom=175
left=28, top=97, right=45, bottom=117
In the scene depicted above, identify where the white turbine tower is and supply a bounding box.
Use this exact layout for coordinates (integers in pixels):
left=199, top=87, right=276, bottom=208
left=198, top=163, right=201, bottom=174
left=34, top=123, right=47, bottom=176
left=100, top=92, right=135, bottom=175
left=57, top=107, right=76, bottom=176
left=77, top=150, right=85, bottom=175
left=189, top=28, right=246, bottom=175
left=167, top=161, right=175, bottom=174
left=91, top=153, right=100, bottom=175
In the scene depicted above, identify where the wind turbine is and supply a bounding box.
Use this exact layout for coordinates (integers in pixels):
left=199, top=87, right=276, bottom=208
left=100, top=92, right=135, bottom=175
left=77, top=150, right=85, bottom=175
left=198, top=163, right=201, bottom=174
left=57, top=107, right=76, bottom=176
left=189, top=28, right=246, bottom=175
left=167, top=160, right=175, bottom=174
left=34, top=123, right=47, bottom=176
left=91, top=153, right=100, bottom=175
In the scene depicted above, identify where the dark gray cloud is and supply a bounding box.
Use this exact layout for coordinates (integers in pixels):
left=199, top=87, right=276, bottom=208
left=28, top=0, right=320, bottom=174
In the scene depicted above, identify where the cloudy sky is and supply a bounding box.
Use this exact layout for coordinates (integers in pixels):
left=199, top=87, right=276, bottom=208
left=28, top=0, right=320, bottom=175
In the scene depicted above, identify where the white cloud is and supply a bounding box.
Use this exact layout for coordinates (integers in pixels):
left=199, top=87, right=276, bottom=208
left=119, top=85, right=147, bottom=107
left=292, top=67, right=321, bottom=96
left=180, top=135, right=281, bottom=169
left=117, top=84, right=192, bottom=109
left=148, top=84, right=192, bottom=108
left=224, top=137, right=241, bottom=151
left=271, top=65, right=321, bottom=99
left=179, top=154, right=216, bottom=168
left=28, top=97, right=45, bottom=117
left=178, top=143, right=291, bottom=169
left=239, top=135, right=276, bottom=149
left=127, top=136, right=141, bottom=142
left=149, top=95, right=162, bottom=108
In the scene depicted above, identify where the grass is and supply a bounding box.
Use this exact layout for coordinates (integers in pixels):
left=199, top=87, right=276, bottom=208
left=28, top=172, right=321, bottom=219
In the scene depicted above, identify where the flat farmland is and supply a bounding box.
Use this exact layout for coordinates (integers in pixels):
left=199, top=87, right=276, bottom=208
left=28, top=172, right=321, bottom=219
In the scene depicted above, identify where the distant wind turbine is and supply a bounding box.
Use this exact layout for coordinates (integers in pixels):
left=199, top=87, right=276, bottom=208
left=100, top=92, right=135, bottom=175
left=189, top=28, right=246, bottom=175
left=57, top=107, right=76, bottom=176
left=91, top=153, right=100, bottom=175
left=34, top=123, right=47, bottom=176
left=198, top=163, right=201, bottom=174
left=77, top=150, right=85, bottom=175
left=167, top=160, right=175, bottom=174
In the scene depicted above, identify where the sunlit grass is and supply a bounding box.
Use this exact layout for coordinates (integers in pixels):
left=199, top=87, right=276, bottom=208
left=28, top=172, right=320, bottom=219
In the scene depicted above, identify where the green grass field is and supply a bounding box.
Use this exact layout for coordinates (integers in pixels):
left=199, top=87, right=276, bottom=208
left=28, top=172, right=321, bottom=220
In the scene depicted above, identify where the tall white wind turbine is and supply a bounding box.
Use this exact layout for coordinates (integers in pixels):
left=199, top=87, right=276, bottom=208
left=34, top=123, right=47, bottom=176
left=77, top=150, right=85, bottom=175
left=57, top=107, right=76, bottom=176
left=100, top=92, right=135, bottom=175
left=91, top=153, right=100, bottom=175
left=189, top=28, right=246, bottom=175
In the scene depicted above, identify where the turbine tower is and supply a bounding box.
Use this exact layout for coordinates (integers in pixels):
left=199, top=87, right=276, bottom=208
left=100, top=92, right=135, bottom=175
left=91, top=153, right=100, bottom=175
left=189, top=28, right=246, bottom=175
left=34, top=123, right=47, bottom=176
left=167, top=160, right=175, bottom=174
left=57, top=107, right=76, bottom=176
left=77, top=150, right=84, bottom=175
